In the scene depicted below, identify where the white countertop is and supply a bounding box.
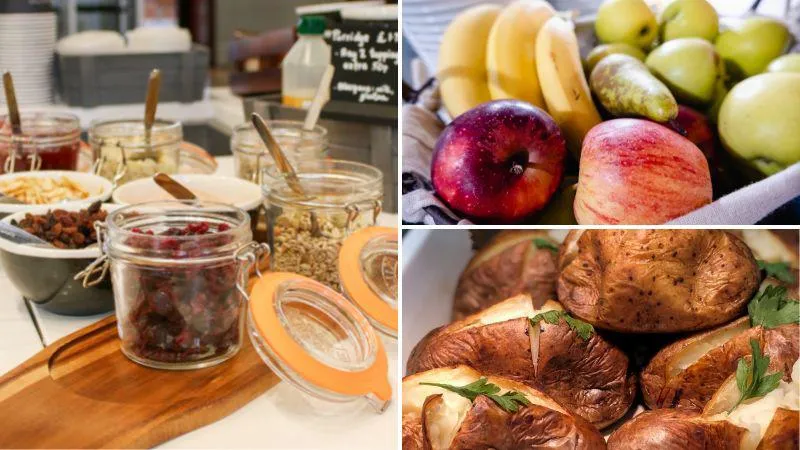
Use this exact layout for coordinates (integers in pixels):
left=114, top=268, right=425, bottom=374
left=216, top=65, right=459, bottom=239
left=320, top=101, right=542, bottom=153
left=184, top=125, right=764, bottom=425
left=1, top=155, right=399, bottom=449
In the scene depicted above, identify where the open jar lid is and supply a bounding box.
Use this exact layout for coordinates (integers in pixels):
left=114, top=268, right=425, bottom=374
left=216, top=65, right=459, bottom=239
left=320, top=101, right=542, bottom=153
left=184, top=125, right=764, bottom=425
left=247, top=272, right=392, bottom=413
left=338, top=226, right=398, bottom=338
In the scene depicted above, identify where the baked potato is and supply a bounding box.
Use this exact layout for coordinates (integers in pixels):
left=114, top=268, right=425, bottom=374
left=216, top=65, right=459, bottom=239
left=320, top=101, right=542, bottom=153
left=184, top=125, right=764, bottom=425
left=402, top=366, right=607, bottom=450
left=407, top=295, right=636, bottom=428
left=609, top=358, right=800, bottom=450
left=453, top=231, right=559, bottom=319
left=558, top=229, right=760, bottom=333
left=641, top=283, right=800, bottom=411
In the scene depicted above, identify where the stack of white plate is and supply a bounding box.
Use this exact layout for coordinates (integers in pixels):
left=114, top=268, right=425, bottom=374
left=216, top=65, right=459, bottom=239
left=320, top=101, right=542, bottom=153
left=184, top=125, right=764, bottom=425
left=0, top=12, right=57, bottom=106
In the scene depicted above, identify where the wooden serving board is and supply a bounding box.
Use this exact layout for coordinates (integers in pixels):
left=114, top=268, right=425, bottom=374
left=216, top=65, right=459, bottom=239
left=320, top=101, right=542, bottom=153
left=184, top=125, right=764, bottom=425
left=0, top=315, right=279, bottom=448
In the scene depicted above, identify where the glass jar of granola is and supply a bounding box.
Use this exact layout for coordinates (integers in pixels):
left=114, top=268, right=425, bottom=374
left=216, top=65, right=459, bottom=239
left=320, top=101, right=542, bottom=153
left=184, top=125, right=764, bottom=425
left=231, top=120, right=328, bottom=185
left=89, top=119, right=182, bottom=185
left=264, top=159, right=383, bottom=289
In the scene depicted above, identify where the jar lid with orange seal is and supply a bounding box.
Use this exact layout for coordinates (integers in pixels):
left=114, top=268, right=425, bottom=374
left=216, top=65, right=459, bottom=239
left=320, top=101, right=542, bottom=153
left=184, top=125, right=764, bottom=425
left=337, top=226, right=398, bottom=339
left=246, top=271, right=392, bottom=413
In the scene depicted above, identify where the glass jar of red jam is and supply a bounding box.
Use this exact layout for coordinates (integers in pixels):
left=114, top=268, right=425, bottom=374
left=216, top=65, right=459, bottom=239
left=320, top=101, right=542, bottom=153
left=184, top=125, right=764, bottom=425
left=84, top=201, right=267, bottom=370
left=0, top=112, right=81, bottom=173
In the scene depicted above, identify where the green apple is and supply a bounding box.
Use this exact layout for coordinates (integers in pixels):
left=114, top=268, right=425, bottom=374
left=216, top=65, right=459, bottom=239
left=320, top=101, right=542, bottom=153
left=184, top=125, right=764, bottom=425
left=767, top=53, right=800, bottom=73
left=595, top=0, right=658, bottom=49
left=715, top=17, right=791, bottom=79
left=646, top=38, right=723, bottom=105
left=659, top=0, right=718, bottom=42
left=537, top=182, right=578, bottom=225
left=584, top=43, right=647, bottom=73
left=718, top=72, right=800, bottom=176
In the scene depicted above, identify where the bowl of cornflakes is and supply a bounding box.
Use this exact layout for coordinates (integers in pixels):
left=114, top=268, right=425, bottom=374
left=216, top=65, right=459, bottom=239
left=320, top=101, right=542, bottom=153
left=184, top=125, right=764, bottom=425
left=0, top=171, right=113, bottom=217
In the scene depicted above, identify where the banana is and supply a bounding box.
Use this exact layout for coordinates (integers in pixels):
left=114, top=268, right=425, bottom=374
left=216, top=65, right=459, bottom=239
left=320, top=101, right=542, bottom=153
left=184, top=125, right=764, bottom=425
left=486, top=0, right=555, bottom=108
left=535, top=16, right=602, bottom=157
left=438, top=4, right=501, bottom=118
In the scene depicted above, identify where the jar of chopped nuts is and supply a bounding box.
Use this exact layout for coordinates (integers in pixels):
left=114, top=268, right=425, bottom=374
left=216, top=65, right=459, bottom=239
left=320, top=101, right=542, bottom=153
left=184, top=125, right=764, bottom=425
left=89, top=119, right=182, bottom=185
left=231, top=120, right=328, bottom=185
left=264, top=159, right=383, bottom=289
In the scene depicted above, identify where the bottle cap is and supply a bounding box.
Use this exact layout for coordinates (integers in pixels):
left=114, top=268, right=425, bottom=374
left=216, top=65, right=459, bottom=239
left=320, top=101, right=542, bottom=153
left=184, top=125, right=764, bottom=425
left=297, top=15, right=327, bottom=35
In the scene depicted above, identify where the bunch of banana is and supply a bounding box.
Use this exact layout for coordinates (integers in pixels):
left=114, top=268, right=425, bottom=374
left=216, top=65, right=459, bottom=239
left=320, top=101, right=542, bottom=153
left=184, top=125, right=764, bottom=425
left=438, top=1, right=600, bottom=156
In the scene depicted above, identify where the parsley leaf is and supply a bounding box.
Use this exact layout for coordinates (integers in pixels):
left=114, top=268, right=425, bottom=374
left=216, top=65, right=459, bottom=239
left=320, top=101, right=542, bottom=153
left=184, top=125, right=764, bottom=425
left=757, top=260, right=797, bottom=284
left=729, top=339, right=784, bottom=413
left=532, top=238, right=559, bottom=253
left=748, top=285, right=800, bottom=329
left=530, top=310, right=595, bottom=340
left=420, top=378, right=531, bottom=413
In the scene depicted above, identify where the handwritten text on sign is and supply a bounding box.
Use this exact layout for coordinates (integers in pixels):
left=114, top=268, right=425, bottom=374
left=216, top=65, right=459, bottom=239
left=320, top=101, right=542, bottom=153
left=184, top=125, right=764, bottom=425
left=325, top=24, right=398, bottom=105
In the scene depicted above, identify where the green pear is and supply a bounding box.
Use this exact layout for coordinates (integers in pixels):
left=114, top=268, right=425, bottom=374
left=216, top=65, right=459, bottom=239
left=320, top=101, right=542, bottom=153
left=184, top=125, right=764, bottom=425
left=659, top=0, right=718, bottom=42
left=646, top=38, right=722, bottom=105
left=590, top=54, right=678, bottom=122
left=595, top=0, right=658, bottom=49
left=704, top=74, right=729, bottom=124
left=584, top=43, right=647, bottom=73
left=767, top=53, right=800, bottom=73
left=537, top=182, right=578, bottom=225
left=718, top=72, right=800, bottom=176
left=715, top=17, right=790, bottom=79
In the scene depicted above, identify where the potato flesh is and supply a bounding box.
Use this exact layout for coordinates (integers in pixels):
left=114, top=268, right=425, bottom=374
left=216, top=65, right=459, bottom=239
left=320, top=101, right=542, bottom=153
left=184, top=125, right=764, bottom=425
left=667, top=319, right=751, bottom=378
left=460, top=296, right=562, bottom=330
left=710, top=359, right=800, bottom=450
left=740, top=230, right=798, bottom=266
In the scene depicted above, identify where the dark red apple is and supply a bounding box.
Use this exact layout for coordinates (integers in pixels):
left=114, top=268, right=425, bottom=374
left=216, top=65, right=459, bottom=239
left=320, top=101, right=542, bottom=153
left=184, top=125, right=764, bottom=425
left=575, top=119, right=712, bottom=224
left=668, top=105, right=716, bottom=160
left=431, top=100, right=566, bottom=223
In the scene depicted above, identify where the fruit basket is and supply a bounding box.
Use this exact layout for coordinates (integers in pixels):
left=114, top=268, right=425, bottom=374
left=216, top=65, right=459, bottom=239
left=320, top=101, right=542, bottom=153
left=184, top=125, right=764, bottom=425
left=401, top=1, right=800, bottom=225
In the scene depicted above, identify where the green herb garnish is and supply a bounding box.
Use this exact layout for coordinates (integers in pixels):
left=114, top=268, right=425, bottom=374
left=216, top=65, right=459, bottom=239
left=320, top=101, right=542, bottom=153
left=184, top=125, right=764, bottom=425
left=730, top=339, right=783, bottom=413
left=420, top=377, right=531, bottom=413
left=757, top=260, right=796, bottom=284
left=529, top=310, right=595, bottom=341
left=532, top=238, right=559, bottom=253
left=748, top=285, right=800, bottom=329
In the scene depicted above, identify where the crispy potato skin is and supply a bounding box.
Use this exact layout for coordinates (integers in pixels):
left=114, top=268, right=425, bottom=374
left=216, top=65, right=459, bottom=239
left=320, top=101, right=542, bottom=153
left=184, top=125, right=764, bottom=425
left=641, top=322, right=800, bottom=410
left=402, top=414, right=428, bottom=450
left=406, top=317, right=636, bottom=428
left=558, top=230, right=759, bottom=333
left=757, top=408, right=800, bottom=450
left=454, top=231, right=558, bottom=319
left=607, top=409, right=746, bottom=450
left=449, top=395, right=607, bottom=450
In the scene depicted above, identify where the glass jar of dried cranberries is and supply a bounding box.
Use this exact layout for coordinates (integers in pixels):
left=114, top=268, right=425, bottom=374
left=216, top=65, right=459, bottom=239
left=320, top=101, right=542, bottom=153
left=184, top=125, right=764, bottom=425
left=263, top=159, right=383, bottom=290
left=0, top=112, right=81, bottom=173
left=84, top=201, right=267, bottom=370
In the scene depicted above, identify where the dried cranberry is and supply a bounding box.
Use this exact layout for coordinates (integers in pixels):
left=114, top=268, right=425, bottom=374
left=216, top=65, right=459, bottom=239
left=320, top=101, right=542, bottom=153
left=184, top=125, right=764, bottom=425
left=120, top=220, right=242, bottom=365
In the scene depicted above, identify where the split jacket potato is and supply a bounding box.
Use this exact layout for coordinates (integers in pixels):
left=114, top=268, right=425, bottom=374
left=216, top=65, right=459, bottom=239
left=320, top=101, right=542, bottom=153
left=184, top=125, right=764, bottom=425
left=558, top=229, right=760, bottom=333
left=453, top=231, right=559, bottom=320
left=402, top=366, right=606, bottom=450
left=407, top=295, right=636, bottom=428
left=609, top=358, right=800, bottom=450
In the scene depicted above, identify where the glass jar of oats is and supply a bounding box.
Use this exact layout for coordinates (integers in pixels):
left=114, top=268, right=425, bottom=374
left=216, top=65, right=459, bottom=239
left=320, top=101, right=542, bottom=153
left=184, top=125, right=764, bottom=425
left=263, top=159, right=383, bottom=289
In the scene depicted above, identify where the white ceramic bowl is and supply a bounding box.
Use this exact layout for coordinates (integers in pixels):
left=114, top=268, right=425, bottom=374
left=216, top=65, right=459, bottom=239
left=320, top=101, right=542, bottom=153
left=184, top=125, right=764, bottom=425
left=0, top=171, right=113, bottom=216
left=112, top=174, right=262, bottom=211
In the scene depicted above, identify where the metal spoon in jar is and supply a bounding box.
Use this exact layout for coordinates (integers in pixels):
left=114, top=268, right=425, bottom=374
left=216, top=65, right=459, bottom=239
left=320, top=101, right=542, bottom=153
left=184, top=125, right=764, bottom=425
left=251, top=112, right=321, bottom=236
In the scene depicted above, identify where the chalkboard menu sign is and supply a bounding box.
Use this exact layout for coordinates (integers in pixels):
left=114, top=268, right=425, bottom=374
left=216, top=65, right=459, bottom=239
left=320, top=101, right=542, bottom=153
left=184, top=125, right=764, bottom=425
left=324, top=20, right=398, bottom=107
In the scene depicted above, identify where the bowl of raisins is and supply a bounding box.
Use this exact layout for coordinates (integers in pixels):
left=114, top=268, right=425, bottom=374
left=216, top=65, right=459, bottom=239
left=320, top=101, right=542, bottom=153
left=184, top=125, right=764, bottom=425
left=0, top=202, right=118, bottom=315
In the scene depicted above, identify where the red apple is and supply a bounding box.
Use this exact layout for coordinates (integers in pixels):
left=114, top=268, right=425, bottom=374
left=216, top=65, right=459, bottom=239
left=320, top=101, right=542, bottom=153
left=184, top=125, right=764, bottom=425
left=668, top=105, right=716, bottom=160
left=575, top=119, right=712, bottom=224
left=431, top=100, right=566, bottom=223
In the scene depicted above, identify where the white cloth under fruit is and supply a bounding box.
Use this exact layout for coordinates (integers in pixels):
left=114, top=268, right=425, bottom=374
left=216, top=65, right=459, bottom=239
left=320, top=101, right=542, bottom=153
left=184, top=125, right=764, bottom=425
left=401, top=87, right=800, bottom=225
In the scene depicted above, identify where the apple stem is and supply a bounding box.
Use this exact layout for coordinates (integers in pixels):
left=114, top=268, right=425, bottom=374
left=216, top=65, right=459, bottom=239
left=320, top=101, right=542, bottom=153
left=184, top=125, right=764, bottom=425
left=668, top=118, right=688, bottom=137
left=510, top=163, right=524, bottom=175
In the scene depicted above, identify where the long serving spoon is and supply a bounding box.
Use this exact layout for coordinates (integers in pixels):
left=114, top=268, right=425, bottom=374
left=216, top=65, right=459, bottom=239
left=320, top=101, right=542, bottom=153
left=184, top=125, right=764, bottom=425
left=2, top=71, right=31, bottom=174
left=0, top=221, right=53, bottom=248
left=143, top=69, right=162, bottom=160
left=302, top=65, right=335, bottom=133
left=251, top=112, right=320, bottom=236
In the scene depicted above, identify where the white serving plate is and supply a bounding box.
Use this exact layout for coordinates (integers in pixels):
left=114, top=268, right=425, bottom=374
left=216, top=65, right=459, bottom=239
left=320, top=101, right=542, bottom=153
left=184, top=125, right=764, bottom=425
left=112, top=174, right=263, bottom=211
left=0, top=171, right=113, bottom=216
